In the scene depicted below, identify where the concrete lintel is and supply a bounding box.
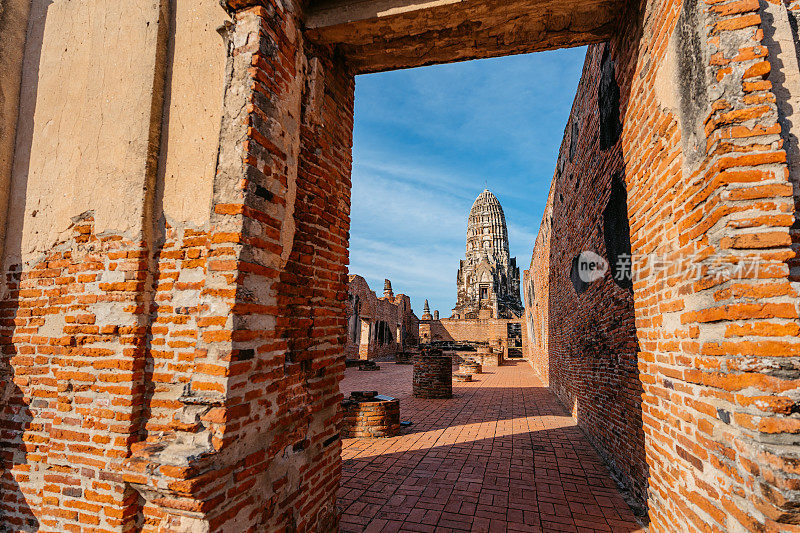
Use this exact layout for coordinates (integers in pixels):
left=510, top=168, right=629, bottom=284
left=305, top=0, right=625, bottom=74
left=307, top=0, right=465, bottom=26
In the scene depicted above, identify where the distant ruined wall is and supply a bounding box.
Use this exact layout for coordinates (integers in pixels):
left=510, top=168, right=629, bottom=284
left=419, top=317, right=526, bottom=351
left=399, top=296, right=420, bottom=350
left=530, top=0, right=800, bottom=529
left=344, top=275, right=417, bottom=360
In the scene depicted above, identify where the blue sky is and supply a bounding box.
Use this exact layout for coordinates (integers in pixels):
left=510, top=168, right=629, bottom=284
left=349, top=47, right=587, bottom=317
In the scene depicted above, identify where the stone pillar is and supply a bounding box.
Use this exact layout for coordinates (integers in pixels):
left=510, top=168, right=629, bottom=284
left=384, top=278, right=393, bottom=298
left=476, top=345, right=500, bottom=367
left=359, top=318, right=371, bottom=359
left=460, top=360, right=482, bottom=375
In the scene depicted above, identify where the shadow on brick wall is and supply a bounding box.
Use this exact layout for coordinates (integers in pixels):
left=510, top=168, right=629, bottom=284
left=0, top=3, right=49, bottom=529
left=543, top=3, right=649, bottom=520
left=0, top=345, right=39, bottom=531
left=761, top=3, right=800, bottom=282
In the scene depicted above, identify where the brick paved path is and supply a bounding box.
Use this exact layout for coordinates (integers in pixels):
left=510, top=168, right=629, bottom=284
left=338, top=362, right=643, bottom=532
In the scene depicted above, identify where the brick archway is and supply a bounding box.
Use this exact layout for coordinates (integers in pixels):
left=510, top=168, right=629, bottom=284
left=1, top=0, right=799, bottom=530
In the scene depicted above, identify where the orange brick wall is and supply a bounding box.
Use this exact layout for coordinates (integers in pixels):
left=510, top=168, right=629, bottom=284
left=0, top=3, right=353, bottom=531
left=0, top=218, right=152, bottom=531
left=3, top=0, right=800, bottom=531
left=526, top=43, right=645, bottom=512
left=529, top=0, right=800, bottom=529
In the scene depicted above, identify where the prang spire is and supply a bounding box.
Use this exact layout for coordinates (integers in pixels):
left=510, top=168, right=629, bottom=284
left=454, top=189, right=523, bottom=319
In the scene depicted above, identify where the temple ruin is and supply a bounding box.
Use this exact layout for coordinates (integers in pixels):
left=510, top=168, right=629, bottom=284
left=454, top=189, right=523, bottom=320
left=419, top=190, right=527, bottom=358
left=1, top=0, right=799, bottom=531
left=344, top=276, right=418, bottom=360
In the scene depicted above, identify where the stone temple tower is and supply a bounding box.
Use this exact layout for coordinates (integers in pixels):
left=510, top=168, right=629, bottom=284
left=454, top=189, right=523, bottom=319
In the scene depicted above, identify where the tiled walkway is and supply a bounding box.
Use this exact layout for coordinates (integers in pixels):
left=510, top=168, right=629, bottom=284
left=338, top=362, right=643, bottom=533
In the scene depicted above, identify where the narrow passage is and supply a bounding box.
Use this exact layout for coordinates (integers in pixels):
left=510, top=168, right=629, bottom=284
left=339, top=362, right=642, bottom=532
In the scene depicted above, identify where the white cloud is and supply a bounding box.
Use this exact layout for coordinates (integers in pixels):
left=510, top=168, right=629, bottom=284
left=508, top=222, right=540, bottom=269
left=349, top=172, right=536, bottom=314
left=349, top=172, right=467, bottom=313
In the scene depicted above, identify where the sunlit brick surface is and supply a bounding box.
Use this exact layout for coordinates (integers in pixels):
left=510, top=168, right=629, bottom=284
left=339, top=363, right=642, bottom=532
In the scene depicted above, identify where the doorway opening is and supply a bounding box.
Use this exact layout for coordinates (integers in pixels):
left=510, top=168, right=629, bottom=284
left=339, top=47, right=644, bottom=531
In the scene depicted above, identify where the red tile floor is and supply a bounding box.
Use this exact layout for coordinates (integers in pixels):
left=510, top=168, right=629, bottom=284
left=338, top=361, right=644, bottom=533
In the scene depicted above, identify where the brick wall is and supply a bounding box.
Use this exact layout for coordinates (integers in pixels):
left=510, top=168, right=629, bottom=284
left=132, top=4, right=355, bottom=530
left=419, top=317, right=526, bottom=355
left=396, top=294, right=421, bottom=352
left=0, top=217, right=152, bottom=531
left=3, top=0, right=800, bottom=531
left=345, top=275, right=419, bottom=360
left=526, top=43, right=644, bottom=513
left=1, top=2, right=354, bottom=531
left=529, top=0, right=800, bottom=529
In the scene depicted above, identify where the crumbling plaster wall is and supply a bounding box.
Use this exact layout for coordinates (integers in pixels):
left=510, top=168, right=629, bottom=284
left=4, top=0, right=228, bottom=270
left=0, top=0, right=351, bottom=530
left=157, top=0, right=229, bottom=227
left=5, top=0, right=168, bottom=268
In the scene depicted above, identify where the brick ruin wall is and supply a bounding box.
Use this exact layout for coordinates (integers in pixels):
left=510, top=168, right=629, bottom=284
left=1, top=0, right=799, bottom=531
left=1, top=1, right=353, bottom=531
left=525, top=43, right=646, bottom=515
left=400, top=300, right=420, bottom=354
left=344, top=275, right=419, bottom=360
left=419, top=317, right=526, bottom=356
left=528, top=0, right=800, bottom=529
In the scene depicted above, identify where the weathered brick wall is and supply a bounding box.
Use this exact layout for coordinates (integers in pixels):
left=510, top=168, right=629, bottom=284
left=1, top=1, right=354, bottom=531
left=344, top=275, right=417, bottom=360
left=395, top=294, right=420, bottom=350
left=0, top=218, right=153, bottom=531
left=266, top=24, right=354, bottom=530
left=527, top=43, right=644, bottom=513
left=130, top=3, right=355, bottom=530
left=524, top=195, right=554, bottom=382
left=419, top=317, right=526, bottom=354
left=529, top=0, right=800, bottom=529
left=3, top=0, right=800, bottom=531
